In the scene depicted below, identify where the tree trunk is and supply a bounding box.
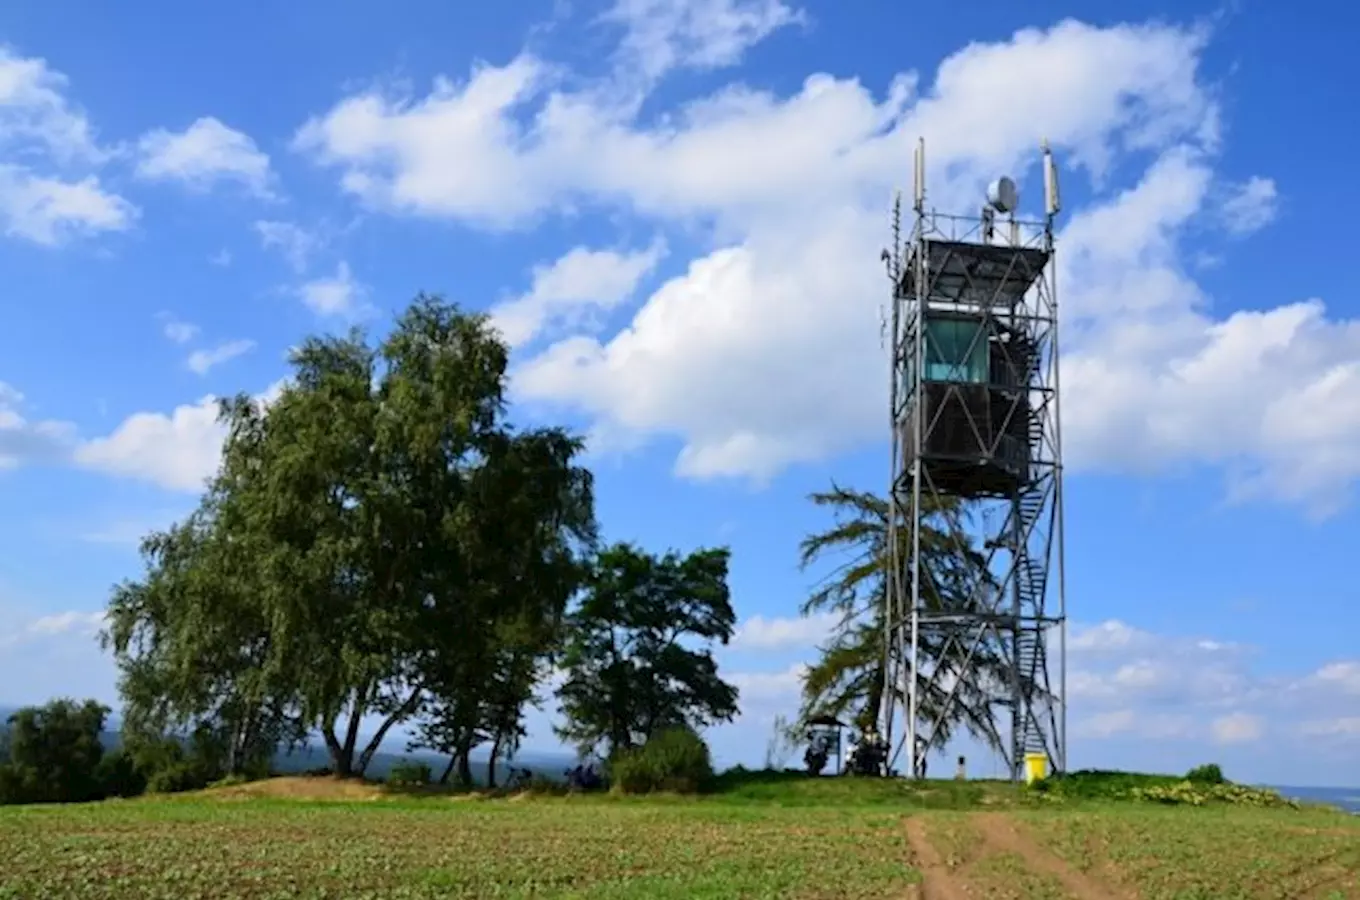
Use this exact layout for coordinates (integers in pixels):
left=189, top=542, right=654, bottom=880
left=355, top=689, right=422, bottom=777
left=487, top=733, right=502, bottom=788
left=438, top=754, right=457, bottom=785
left=322, top=726, right=350, bottom=777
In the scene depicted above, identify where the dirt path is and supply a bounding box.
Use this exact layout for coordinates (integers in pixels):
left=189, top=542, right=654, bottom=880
left=972, top=813, right=1135, bottom=900
left=904, top=816, right=970, bottom=900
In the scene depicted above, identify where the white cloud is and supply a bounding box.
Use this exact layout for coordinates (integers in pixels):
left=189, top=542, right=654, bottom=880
left=728, top=663, right=806, bottom=706
left=1071, top=709, right=1194, bottom=740
left=135, top=116, right=273, bottom=197
left=254, top=220, right=320, bottom=273
left=73, top=396, right=225, bottom=492
left=209, top=248, right=232, bottom=267
left=1211, top=712, right=1265, bottom=745
left=0, top=46, right=106, bottom=163
left=0, top=48, right=135, bottom=246
left=1309, top=661, right=1360, bottom=695
left=1066, top=618, right=1360, bottom=752
left=79, top=514, right=182, bottom=547
left=14, top=610, right=106, bottom=641
left=299, top=261, right=364, bottom=316
left=730, top=612, right=836, bottom=651
left=158, top=314, right=200, bottom=344
left=295, top=17, right=1360, bottom=509
left=1219, top=175, right=1277, bottom=236
left=0, top=381, right=75, bottom=468
left=0, top=165, right=135, bottom=245
left=69, top=379, right=289, bottom=493
left=1069, top=619, right=1153, bottom=654
left=0, top=605, right=119, bottom=708
left=492, top=241, right=664, bottom=348
left=292, top=55, right=553, bottom=230
left=601, top=0, right=805, bottom=81
left=187, top=339, right=256, bottom=375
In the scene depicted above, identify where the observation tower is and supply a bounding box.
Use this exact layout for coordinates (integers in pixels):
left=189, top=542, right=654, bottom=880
left=880, top=140, right=1067, bottom=782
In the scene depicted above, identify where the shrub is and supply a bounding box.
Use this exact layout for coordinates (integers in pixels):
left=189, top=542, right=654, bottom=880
left=145, top=760, right=217, bottom=794
left=610, top=726, right=714, bottom=795
left=1185, top=763, right=1226, bottom=784
left=95, top=750, right=147, bottom=799
left=387, top=760, right=433, bottom=787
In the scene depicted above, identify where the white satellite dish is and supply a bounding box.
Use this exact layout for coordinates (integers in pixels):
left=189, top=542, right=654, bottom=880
left=987, top=176, right=1019, bottom=214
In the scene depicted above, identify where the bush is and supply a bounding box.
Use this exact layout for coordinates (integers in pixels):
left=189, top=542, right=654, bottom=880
left=1185, top=763, right=1226, bottom=784
left=95, top=750, right=147, bottom=799
left=145, top=761, right=214, bottom=794
left=387, top=760, right=433, bottom=787
left=610, top=727, right=714, bottom=795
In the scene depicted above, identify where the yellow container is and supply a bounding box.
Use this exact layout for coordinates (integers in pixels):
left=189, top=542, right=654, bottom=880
left=1023, top=752, right=1048, bottom=785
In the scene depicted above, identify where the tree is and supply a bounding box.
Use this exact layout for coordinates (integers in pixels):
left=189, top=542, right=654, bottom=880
left=104, top=296, right=595, bottom=779
left=0, top=699, right=109, bottom=804
left=795, top=483, right=1011, bottom=754
left=557, top=543, right=740, bottom=758
left=103, top=511, right=304, bottom=780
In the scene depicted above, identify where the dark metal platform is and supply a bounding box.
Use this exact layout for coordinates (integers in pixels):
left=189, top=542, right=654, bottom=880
left=901, top=239, right=1050, bottom=309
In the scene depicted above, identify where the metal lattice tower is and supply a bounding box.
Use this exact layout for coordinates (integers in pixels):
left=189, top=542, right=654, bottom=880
left=879, top=139, right=1067, bottom=782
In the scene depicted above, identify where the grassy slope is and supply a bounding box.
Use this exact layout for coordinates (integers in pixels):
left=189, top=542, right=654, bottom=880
left=0, top=772, right=1357, bottom=899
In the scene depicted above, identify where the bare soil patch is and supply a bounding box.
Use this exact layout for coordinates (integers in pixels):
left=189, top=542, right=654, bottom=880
left=904, top=816, right=971, bottom=900
left=200, top=775, right=388, bottom=802
left=972, top=812, right=1135, bottom=900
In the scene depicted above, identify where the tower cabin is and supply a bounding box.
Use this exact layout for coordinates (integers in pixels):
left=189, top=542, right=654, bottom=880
left=899, top=239, right=1049, bottom=499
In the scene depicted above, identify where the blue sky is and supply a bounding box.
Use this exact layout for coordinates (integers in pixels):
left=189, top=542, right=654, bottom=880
left=1, top=0, right=1358, bottom=787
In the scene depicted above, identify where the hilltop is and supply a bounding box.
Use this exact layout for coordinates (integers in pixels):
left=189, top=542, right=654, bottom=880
left=2, top=769, right=1357, bottom=898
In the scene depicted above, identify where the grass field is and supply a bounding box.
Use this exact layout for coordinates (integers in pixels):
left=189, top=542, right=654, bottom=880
left=1, top=773, right=1356, bottom=899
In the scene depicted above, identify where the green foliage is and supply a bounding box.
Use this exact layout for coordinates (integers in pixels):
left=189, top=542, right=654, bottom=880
left=119, top=726, right=235, bottom=796
left=1030, top=768, right=1295, bottom=808
left=557, top=543, right=739, bottom=757
left=1130, top=781, right=1297, bottom=808
left=103, top=296, right=596, bottom=782
left=94, top=751, right=147, bottom=799
left=1185, top=762, right=1226, bottom=784
left=609, top=727, right=714, bottom=794
left=1029, top=769, right=1183, bottom=800
left=0, top=699, right=110, bottom=805
left=387, top=760, right=433, bottom=787
left=793, top=484, right=1017, bottom=756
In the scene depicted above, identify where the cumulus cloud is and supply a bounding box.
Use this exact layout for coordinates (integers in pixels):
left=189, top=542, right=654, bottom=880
left=70, top=379, right=288, bottom=492
left=135, top=116, right=273, bottom=197
left=72, top=396, right=226, bottom=492
left=0, top=47, right=136, bottom=245
left=730, top=611, right=836, bottom=651
left=491, top=241, right=665, bottom=348
left=1066, top=618, right=1359, bottom=750
left=299, top=261, right=365, bottom=316
left=0, top=46, right=106, bottom=163
left=0, top=164, right=135, bottom=245
left=291, top=16, right=1360, bottom=511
